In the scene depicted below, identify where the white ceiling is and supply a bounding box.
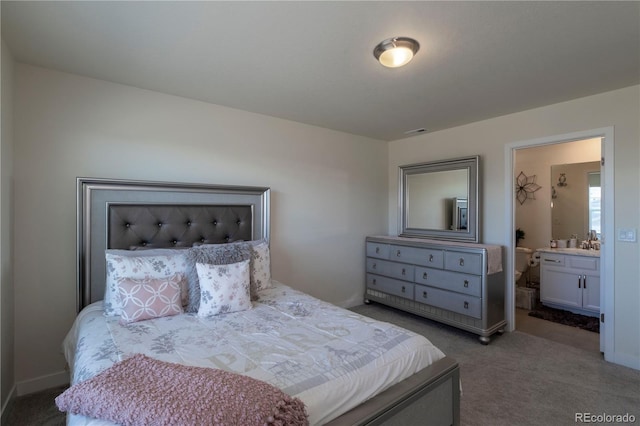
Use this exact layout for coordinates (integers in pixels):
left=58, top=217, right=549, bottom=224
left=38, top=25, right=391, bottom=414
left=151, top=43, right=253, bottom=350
left=2, top=1, right=639, bottom=141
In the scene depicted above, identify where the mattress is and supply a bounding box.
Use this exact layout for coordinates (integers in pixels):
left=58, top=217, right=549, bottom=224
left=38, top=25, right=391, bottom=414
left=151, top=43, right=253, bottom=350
left=63, top=281, right=445, bottom=425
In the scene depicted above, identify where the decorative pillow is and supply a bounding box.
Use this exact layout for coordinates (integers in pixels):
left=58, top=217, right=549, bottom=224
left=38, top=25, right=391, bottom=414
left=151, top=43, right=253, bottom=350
left=196, top=260, right=251, bottom=317
left=118, top=275, right=183, bottom=324
left=104, top=252, right=189, bottom=316
left=248, top=240, right=272, bottom=295
left=184, top=244, right=251, bottom=313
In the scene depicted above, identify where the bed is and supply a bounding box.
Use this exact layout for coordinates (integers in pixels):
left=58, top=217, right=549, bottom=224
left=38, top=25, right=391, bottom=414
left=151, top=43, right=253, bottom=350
left=61, top=178, right=460, bottom=425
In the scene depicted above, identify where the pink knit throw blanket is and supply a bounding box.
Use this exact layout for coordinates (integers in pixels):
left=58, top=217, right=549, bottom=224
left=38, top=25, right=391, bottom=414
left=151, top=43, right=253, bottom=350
left=56, top=354, right=308, bottom=426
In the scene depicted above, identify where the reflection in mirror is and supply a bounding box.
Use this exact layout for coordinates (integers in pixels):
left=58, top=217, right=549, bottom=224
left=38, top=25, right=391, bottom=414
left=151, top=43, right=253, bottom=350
left=406, top=169, right=468, bottom=229
left=550, top=161, right=600, bottom=240
left=400, top=156, right=479, bottom=242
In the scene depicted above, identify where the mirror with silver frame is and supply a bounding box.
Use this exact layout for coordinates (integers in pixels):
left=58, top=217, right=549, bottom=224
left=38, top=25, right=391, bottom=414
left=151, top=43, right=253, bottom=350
left=399, top=156, right=480, bottom=242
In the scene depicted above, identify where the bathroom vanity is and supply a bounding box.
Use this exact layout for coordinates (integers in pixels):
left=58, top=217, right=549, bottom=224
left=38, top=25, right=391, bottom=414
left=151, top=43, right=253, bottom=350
left=365, top=236, right=506, bottom=344
left=538, top=248, right=600, bottom=317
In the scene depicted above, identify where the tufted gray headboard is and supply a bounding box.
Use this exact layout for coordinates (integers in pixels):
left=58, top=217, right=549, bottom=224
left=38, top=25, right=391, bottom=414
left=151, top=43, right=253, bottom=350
left=76, top=178, right=270, bottom=312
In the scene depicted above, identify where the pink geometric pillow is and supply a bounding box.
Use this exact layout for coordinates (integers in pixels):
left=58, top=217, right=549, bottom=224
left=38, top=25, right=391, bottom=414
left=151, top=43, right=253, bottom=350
left=117, top=275, right=184, bottom=324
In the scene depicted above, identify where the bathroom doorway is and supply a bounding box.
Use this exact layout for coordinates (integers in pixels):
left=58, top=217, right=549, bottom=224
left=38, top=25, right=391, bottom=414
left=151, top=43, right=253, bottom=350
left=505, top=128, right=613, bottom=358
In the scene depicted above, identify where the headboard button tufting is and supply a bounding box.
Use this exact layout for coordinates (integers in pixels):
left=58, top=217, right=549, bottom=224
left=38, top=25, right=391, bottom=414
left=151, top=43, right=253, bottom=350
left=157, top=222, right=163, bottom=228
left=186, top=221, right=192, bottom=226
left=236, top=219, right=241, bottom=225
left=172, top=240, right=177, bottom=245
left=200, top=238, right=205, bottom=242
left=125, top=223, right=130, bottom=228
left=141, top=242, right=147, bottom=246
left=213, top=220, right=218, bottom=225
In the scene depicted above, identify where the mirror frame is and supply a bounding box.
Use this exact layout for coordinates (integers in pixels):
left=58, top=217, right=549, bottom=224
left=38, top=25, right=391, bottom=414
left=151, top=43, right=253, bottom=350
left=399, top=155, right=480, bottom=242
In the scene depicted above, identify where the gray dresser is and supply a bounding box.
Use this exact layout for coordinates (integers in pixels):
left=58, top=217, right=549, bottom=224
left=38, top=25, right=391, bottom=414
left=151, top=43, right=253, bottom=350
left=365, top=235, right=506, bottom=344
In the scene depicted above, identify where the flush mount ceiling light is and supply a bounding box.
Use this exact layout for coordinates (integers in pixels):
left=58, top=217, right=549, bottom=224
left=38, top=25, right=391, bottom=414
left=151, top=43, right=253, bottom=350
left=373, top=37, right=420, bottom=68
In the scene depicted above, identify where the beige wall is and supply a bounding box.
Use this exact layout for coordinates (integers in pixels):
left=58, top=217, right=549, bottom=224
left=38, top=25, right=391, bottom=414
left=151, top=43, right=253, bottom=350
left=1, top=40, right=16, bottom=414
left=388, top=85, right=640, bottom=369
left=12, top=64, right=388, bottom=391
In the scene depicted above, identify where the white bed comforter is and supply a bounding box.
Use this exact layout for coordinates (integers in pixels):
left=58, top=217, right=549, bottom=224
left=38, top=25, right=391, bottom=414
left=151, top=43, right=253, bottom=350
left=63, top=281, right=445, bottom=425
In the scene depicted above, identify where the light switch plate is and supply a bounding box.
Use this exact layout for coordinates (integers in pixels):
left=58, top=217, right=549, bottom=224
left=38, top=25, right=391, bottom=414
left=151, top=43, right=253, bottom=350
left=617, top=228, right=637, bottom=242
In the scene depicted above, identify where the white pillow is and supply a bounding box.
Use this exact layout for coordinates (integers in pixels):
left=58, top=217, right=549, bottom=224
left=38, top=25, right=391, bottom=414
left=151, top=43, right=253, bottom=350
left=249, top=240, right=272, bottom=295
left=196, top=260, right=251, bottom=317
left=104, top=252, right=189, bottom=316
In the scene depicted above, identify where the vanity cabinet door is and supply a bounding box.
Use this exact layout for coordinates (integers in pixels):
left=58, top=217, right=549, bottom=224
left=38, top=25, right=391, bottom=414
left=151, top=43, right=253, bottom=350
left=540, top=266, right=582, bottom=309
left=581, top=270, right=600, bottom=313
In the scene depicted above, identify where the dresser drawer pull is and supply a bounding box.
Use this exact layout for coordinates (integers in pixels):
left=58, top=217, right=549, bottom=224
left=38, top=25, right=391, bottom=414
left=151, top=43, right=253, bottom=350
left=463, top=280, right=469, bottom=288
left=401, top=286, right=406, bottom=293
left=401, top=268, right=406, bottom=275
left=396, top=250, right=402, bottom=257
left=372, top=279, right=377, bottom=286
left=459, top=258, right=465, bottom=266
left=375, top=247, right=380, bottom=254
left=422, top=272, right=428, bottom=280
left=372, top=263, right=377, bottom=269
left=544, top=258, right=562, bottom=263
left=422, top=291, right=427, bottom=299
left=464, top=301, right=469, bottom=309
left=429, top=254, right=434, bottom=262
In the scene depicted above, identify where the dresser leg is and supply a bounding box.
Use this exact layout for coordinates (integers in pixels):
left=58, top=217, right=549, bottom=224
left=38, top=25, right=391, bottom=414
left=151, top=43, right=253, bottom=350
left=478, top=336, right=490, bottom=345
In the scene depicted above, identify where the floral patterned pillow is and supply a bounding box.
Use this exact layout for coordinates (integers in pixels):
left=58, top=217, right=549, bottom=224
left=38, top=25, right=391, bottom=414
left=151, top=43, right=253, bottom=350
left=184, top=244, right=251, bottom=313
left=249, top=240, right=272, bottom=297
left=104, top=253, right=189, bottom=317
left=117, top=275, right=183, bottom=324
left=196, top=260, right=251, bottom=317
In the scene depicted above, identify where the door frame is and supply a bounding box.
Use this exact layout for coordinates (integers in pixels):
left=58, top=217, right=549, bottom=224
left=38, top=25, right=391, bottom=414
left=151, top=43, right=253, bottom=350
left=504, top=127, right=613, bottom=358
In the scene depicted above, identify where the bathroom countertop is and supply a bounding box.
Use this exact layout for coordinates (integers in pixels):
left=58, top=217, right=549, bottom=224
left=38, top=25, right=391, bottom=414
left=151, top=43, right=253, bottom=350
left=536, top=247, right=601, bottom=257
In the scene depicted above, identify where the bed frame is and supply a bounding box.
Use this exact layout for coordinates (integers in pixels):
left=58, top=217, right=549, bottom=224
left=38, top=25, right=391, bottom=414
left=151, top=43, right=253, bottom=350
left=76, top=177, right=460, bottom=425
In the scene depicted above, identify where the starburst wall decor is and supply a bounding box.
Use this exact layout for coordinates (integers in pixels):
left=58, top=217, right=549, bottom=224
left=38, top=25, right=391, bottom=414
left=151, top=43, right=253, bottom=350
left=515, top=171, right=541, bottom=205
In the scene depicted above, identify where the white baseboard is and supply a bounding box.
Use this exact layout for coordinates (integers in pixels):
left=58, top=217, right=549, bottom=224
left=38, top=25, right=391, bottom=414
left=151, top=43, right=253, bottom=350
left=608, top=352, right=640, bottom=371
left=1, top=384, right=17, bottom=424
left=16, top=370, right=69, bottom=396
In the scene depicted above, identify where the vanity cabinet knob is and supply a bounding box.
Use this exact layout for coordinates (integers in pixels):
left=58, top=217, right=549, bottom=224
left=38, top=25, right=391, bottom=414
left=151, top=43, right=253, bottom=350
left=463, top=280, right=469, bottom=288
left=459, top=258, right=465, bottom=266
left=464, top=301, right=469, bottom=309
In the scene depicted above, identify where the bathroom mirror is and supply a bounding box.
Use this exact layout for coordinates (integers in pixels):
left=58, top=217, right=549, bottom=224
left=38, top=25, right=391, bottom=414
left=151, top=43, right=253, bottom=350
left=550, top=161, right=600, bottom=240
left=399, top=155, right=479, bottom=242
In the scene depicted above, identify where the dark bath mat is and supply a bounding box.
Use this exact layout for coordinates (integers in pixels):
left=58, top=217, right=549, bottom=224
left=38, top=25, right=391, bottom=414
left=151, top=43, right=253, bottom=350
left=528, top=305, right=599, bottom=333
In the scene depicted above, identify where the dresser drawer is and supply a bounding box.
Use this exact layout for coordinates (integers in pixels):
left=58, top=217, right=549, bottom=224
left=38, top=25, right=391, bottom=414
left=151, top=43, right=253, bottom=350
left=366, top=274, right=414, bottom=300
left=366, top=258, right=414, bottom=281
left=415, top=284, right=482, bottom=319
left=415, top=267, right=482, bottom=297
left=568, top=256, right=598, bottom=271
left=389, top=245, right=444, bottom=268
left=366, top=242, right=390, bottom=259
left=444, top=251, right=483, bottom=275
